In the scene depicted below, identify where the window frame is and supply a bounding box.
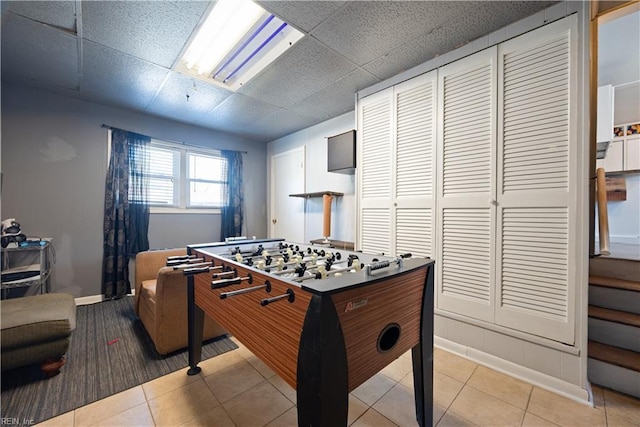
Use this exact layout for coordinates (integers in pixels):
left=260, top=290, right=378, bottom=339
left=148, top=140, right=227, bottom=214
left=107, top=131, right=227, bottom=214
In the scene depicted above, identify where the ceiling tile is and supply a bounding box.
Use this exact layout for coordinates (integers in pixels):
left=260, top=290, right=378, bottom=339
left=238, top=36, right=357, bottom=108
left=364, top=1, right=557, bottom=81
left=291, top=69, right=380, bottom=120
left=248, top=108, right=321, bottom=141
left=482, top=1, right=558, bottom=29
left=1, top=1, right=76, bottom=31
left=81, top=1, right=210, bottom=68
left=257, top=1, right=346, bottom=32
left=1, top=12, right=79, bottom=90
left=81, top=41, right=170, bottom=111
left=310, top=1, right=472, bottom=66
left=199, top=93, right=281, bottom=130
left=1, top=0, right=566, bottom=143
left=364, top=16, right=482, bottom=80
left=145, top=72, right=232, bottom=124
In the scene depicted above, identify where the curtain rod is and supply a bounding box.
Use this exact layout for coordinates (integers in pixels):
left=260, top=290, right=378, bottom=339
left=101, top=124, right=248, bottom=154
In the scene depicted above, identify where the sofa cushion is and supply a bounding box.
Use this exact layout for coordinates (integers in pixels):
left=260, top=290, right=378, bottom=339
left=1, top=293, right=76, bottom=350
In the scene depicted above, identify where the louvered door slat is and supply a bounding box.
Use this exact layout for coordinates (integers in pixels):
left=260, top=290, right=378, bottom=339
left=442, top=57, right=493, bottom=197
left=500, top=207, right=569, bottom=320
left=361, top=208, right=391, bottom=255
left=396, top=81, right=434, bottom=199
left=361, top=97, right=391, bottom=199
left=501, top=30, right=569, bottom=195
left=438, top=206, right=493, bottom=321
left=396, top=208, right=432, bottom=258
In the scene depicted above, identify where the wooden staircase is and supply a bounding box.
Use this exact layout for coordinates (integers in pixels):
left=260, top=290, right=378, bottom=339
left=588, top=259, right=640, bottom=398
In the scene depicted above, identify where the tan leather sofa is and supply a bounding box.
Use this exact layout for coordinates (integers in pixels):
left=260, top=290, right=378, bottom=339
left=134, top=248, right=226, bottom=355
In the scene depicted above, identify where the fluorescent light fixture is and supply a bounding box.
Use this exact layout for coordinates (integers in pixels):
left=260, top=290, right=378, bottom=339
left=175, top=0, right=304, bottom=91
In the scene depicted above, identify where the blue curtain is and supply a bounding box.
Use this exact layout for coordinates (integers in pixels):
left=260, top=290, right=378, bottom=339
left=102, top=129, right=150, bottom=299
left=220, top=150, right=244, bottom=240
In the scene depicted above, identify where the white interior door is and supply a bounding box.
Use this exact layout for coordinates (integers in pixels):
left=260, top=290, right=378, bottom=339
left=270, top=147, right=305, bottom=242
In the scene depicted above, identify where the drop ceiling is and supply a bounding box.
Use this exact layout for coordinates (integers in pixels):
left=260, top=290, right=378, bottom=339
left=1, top=1, right=557, bottom=143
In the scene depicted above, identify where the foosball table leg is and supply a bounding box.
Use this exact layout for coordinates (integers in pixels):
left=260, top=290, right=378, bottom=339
left=187, top=276, right=204, bottom=376
left=297, top=294, right=349, bottom=426
left=412, top=264, right=435, bottom=427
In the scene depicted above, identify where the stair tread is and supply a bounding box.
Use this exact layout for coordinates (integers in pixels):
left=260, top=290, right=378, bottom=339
left=589, top=305, right=640, bottom=327
left=589, top=275, right=640, bottom=292
left=588, top=341, right=640, bottom=372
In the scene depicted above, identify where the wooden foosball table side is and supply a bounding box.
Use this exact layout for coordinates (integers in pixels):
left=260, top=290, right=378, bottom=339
left=296, top=262, right=434, bottom=426
left=186, top=245, right=435, bottom=427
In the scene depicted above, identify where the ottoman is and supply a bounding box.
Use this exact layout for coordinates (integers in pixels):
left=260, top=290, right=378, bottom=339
left=1, top=293, right=76, bottom=376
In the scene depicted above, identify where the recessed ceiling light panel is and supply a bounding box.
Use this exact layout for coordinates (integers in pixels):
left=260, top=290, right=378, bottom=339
left=175, top=0, right=304, bottom=91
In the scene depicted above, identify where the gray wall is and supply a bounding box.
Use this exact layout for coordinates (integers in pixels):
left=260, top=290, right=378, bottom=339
left=1, top=84, right=268, bottom=298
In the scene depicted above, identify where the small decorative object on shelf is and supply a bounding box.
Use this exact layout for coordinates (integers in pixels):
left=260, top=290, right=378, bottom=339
left=1, top=218, right=26, bottom=248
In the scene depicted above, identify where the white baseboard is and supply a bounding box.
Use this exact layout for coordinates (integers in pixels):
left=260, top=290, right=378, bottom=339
left=74, top=289, right=135, bottom=306
left=435, top=337, right=592, bottom=406
left=74, top=295, right=105, bottom=305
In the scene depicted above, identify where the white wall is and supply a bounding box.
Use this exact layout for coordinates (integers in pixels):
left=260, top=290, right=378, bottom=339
left=1, top=84, right=268, bottom=297
left=598, top=7, right=640, bottom=247
left=267, top=112, right=356, bottom=244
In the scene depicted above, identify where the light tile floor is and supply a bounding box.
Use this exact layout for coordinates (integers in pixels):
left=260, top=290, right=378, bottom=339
left=37, top=338, right=640, bottom=427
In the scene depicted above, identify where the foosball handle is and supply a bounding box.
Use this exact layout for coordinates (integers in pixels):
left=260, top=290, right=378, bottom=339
left=260, top=288, right=295, bottom=306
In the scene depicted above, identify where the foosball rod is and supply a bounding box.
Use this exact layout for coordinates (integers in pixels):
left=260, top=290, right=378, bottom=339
left=172, top=261, right=215, bottom=270
left=292, top=256, right=408, bottom=282
left=166, top=257, right=205, bottom=267
left=181, top=264, right=225, bottom=275
left=293, top=261, right=362, bottom=282
left=220, top=281, right=271, bottom=299
left=233, top=247, right=297, bottom=262
left=269, top=255, right=351, bottom=276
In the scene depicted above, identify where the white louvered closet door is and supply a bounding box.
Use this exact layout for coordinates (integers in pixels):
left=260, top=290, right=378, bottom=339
left=495, top=16, right=577, bottom=344
left=394, top=71, right=437, bottom=259
left=436, top=48, right=497, bottom=323
left=358, top=88, right=393, bottom=255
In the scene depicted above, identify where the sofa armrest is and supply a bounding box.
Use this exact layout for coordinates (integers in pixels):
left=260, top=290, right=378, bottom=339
left=134, top=248, right=186, bottom=315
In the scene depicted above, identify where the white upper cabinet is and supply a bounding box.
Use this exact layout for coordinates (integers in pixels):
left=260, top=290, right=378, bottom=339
left=597, top=85, right=614, bottom=143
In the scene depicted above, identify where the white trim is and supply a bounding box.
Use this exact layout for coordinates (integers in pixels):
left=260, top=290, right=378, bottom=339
left=435, top=336, right=592, bottom=406
left=434, top=311, right=580, bottom=355
left=150, top=207, right=222, bottom=215
left=74, top=294, right=106, bottom=306
left=75, top=289, right=136, bottom=306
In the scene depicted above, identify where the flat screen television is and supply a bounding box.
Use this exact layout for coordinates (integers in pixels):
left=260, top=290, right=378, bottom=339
left=327, top=130, right=356, bottom=174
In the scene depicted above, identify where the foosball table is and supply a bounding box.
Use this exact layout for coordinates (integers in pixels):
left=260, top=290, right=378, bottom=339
left=180, top=238, right=435, bottom=426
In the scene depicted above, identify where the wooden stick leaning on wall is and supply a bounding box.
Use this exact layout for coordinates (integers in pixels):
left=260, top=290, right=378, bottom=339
left=596, top=167, right=610, bottom=256
left=323, top=194, right=332, bottom=243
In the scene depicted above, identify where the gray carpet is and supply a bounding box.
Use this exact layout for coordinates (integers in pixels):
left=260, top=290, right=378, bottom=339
left=0, top=296, right=237, bottom=424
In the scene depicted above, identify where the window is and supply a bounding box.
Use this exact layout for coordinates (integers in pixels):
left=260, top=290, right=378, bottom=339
left=130, top=140, right=228, bottom=211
